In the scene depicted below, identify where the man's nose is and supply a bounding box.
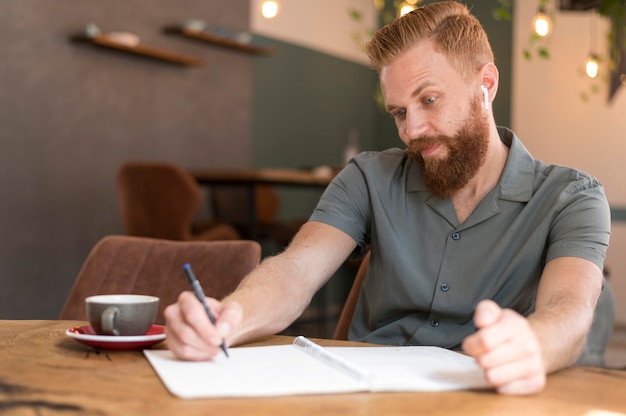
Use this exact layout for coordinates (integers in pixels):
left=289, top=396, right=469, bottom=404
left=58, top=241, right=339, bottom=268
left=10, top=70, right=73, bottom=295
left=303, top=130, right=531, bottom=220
left=405, top=110, right=429, bottom=140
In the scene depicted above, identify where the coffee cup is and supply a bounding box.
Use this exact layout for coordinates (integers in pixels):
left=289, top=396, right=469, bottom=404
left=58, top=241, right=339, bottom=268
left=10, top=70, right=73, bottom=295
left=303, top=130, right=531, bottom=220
left=86, top=294, right=159, bottom=336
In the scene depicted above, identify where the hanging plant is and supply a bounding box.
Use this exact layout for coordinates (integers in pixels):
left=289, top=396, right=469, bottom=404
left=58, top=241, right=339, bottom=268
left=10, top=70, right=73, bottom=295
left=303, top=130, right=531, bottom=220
left=597, top=0, right=626, bottom=99
left=494, top=0, right=626, bottom=101
left=493, top=0, right=553, bottom=60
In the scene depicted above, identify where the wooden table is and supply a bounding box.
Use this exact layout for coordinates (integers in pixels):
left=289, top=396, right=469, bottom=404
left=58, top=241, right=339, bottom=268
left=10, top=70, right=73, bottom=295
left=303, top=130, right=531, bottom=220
left=1, top=320, right=625, bottom=415
left=190, top=167, right=336, bottom=241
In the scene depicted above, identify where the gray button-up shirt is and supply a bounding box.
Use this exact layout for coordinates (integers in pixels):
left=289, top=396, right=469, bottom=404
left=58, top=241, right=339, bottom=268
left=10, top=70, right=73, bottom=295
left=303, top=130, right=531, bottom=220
left=309, top=127, right=610, bottom=349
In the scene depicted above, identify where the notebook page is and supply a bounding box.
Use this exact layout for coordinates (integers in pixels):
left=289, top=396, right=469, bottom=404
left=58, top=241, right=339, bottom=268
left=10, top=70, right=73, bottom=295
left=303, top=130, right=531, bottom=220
left=326, top=346, right=490, bottom=392
left=292, top=335, right=371, bottom=381
left=144, top=345, right=369, bottom=398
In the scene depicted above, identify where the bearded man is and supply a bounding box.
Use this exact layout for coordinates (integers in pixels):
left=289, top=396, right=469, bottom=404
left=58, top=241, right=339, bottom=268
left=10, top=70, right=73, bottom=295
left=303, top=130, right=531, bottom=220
left=164, top=1, right=611, bottom=396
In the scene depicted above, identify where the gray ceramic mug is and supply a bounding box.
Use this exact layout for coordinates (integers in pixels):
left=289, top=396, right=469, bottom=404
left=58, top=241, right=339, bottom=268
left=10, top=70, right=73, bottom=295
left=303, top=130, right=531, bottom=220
left=86, top=294, right=159, bottom=336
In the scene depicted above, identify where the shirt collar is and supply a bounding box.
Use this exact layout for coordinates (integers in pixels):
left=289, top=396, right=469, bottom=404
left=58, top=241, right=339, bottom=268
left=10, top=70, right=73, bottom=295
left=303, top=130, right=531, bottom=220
left=497, top=127, right=536, bottom=202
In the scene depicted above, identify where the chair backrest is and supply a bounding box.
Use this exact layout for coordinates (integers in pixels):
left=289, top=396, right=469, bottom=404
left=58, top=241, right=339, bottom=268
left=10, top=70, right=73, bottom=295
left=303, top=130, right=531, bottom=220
left=255, top=185, right=280, bottom=226
left=117, top=162, right=202, bottom=241
left=59, top=235, right=262, bottom=324
left=333, top=251, right=370, bottom=340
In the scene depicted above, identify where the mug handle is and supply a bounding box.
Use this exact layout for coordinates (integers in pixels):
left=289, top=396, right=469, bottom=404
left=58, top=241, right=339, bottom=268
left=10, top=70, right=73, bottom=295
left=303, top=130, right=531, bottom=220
left=101, top=307, right=120, bottom=336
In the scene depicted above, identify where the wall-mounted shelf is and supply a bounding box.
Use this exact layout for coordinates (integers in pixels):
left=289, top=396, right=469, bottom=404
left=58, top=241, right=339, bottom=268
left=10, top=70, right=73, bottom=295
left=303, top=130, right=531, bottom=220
left=71, top=33, right=205, bottom=67
left=164, top=26, right=274, bottom=56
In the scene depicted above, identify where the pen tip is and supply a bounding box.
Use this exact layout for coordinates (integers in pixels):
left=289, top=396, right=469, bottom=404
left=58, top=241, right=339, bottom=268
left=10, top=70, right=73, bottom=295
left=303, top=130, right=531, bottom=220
left=183, top=263, right=190, bottom=269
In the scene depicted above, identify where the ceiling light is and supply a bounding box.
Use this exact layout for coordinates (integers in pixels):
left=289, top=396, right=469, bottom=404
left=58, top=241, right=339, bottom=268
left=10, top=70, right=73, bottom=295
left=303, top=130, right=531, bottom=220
left=399, top=2, right=417, bottom=17
left=261, top=0, right=280, bottom=19
left=532, top=8, right=552, bottom=37
left=585, top=55, right=600, bottom=79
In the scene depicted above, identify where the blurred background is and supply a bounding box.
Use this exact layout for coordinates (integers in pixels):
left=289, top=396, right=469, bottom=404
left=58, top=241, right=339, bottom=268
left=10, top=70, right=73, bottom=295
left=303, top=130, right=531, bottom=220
left=0, top=0, right=624, bottom=356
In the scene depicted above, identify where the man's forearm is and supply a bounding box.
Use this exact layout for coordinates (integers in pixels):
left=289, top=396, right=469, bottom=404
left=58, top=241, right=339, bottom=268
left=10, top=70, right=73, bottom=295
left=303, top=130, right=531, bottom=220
left=527, top=301, right=595, bottom=373
left=224, top=254, right=320, bottom=345
left=529, top=257, right=603, bottom=373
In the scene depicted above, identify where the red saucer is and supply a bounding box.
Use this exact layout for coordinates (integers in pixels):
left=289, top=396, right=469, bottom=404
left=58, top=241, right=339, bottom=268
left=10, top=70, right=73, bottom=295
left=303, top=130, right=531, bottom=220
left=66, top=324, right=166, bottom=351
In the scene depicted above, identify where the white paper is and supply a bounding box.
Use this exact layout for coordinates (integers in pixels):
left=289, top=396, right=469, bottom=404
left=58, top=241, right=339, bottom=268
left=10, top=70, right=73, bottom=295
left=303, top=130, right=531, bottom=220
left=144, top=341, right=489, bottom=399
left=325, top=346, right=489, bottom=392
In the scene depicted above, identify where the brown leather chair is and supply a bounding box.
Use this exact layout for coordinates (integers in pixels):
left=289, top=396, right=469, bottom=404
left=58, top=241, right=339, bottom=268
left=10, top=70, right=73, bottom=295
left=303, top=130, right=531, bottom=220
left=117, top=162, right=240, bottom=241
left=59, top=235, right=261, bottom=324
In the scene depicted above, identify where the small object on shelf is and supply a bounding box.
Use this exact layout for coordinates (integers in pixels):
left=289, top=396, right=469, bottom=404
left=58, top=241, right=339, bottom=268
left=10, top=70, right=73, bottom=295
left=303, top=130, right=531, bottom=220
left=106, top=32, right=140, bottom=48
left=343, top=128, right=360, bottom=165
left=84, top=22, right=101, bottom=38
left=71, top=24, right=205, bottom=67
left=164, top=21, right=274, bottom=56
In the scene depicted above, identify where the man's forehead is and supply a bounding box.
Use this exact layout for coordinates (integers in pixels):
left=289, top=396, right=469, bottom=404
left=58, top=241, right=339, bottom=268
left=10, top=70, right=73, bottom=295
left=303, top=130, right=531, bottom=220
left=380, top=47, right=454, bottom=87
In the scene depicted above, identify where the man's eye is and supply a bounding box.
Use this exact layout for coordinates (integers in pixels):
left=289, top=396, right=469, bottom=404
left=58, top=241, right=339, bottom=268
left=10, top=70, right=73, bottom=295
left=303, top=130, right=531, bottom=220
left=391, top=109, right=406, bottom=118
left=424, top=96, right=436, bottom=105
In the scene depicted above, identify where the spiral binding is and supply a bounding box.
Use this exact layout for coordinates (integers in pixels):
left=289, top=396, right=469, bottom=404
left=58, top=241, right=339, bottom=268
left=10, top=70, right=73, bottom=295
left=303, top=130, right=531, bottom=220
left=292, top=336, right=370, bottom=382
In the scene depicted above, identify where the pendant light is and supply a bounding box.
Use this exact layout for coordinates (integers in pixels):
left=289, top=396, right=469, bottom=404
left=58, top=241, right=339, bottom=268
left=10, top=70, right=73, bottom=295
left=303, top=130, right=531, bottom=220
left=584, top=10, right=600, bottom=79
left=398, top=0, right=418, bottom=17
left=532, top=7, right=553, bottom=38
left=260, top=0, right=280, bottom=19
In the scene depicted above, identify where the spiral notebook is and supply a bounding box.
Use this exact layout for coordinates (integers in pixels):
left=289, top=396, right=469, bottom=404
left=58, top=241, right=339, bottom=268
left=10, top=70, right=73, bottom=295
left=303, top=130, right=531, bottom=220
left=144, top=336, right=489, bottom=398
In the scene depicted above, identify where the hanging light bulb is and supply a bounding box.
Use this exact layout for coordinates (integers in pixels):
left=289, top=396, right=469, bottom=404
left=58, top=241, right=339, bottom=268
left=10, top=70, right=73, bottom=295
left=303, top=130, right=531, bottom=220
left=531, top=8, right=552, bottom=38
left=399, top=2, right=417, bottom=17
left=260, top=0, right=280, bottom=19
left=585, top=55, right=600, bottom=79
left=584, top=12, right=600, bottom=79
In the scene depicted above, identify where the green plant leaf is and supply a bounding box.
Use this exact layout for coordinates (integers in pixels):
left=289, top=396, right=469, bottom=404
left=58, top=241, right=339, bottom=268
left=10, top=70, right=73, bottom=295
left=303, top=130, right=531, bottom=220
left=528, top=33, right=541, bottom=46
left=492, top=9, right=511, bottom=21
left=538, top=48, right=550, bottom=59
left=348, top=8, right=363, bottom=21
left=523, top=49, right=532, bottom=61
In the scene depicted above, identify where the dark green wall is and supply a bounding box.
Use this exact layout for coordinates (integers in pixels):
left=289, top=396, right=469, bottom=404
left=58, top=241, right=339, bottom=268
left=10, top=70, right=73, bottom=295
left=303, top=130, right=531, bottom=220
left=466, top=0, right=513, bottom=127
left=251, top=38, right=397, bottom=222
left=251, top=39, right=386, bottom=169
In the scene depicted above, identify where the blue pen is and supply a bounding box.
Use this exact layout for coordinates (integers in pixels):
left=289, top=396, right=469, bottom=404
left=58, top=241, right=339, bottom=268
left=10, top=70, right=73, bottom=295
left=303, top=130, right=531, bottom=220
left=182, top=263, right=230, bottom=358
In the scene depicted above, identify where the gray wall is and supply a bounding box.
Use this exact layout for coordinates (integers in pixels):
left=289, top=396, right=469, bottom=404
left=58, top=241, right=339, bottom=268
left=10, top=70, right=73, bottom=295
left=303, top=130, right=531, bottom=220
left=0, top=0, right=253, bottom=318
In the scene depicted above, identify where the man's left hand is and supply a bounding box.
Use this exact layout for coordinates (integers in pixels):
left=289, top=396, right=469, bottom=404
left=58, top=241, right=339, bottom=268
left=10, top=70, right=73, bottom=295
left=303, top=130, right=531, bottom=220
left=462, top=299, right=546, bottom=395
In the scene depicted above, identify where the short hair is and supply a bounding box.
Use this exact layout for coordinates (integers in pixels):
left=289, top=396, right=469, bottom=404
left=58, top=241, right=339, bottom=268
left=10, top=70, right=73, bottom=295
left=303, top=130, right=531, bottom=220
left=366, top=1, right=494, bottom=78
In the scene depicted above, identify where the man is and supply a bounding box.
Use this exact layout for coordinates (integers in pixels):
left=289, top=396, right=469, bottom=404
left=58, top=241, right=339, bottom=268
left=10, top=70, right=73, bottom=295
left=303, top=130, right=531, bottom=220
left=165, top=1, right=610, bottom=395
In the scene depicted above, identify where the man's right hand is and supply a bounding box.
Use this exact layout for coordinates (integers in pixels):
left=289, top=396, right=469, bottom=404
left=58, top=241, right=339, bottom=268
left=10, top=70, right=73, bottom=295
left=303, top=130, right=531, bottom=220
left=164, top=291, right=243, bottom=361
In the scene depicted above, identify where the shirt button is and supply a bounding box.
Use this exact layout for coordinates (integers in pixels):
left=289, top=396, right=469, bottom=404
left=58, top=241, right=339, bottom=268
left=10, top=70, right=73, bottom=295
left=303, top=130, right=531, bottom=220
left=440, top=283, right=449, bottom=292
left=451, top=232, right=461, bottom=240
left=430, top=319, right=440, bottom=327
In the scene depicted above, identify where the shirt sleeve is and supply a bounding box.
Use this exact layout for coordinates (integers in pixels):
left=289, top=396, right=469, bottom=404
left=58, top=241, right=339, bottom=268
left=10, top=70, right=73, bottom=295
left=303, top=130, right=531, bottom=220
left=546, top=172, right=611, bottom=270
left=309, top=157, right=372, bottom=258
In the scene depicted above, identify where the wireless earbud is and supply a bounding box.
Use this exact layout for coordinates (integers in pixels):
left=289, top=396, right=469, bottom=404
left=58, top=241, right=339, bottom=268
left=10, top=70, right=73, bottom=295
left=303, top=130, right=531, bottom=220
left=480, top=85, right=489, bottom=111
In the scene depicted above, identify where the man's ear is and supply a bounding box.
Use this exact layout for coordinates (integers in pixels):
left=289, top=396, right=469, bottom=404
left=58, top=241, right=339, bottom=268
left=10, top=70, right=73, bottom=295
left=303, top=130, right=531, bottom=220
left=479, top=63, right=499, bottom=100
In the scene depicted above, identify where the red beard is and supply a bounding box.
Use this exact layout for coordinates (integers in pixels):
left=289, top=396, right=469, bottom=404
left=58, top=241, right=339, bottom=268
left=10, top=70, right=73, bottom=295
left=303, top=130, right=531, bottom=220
left=407, top=98, right=489, bottom=199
